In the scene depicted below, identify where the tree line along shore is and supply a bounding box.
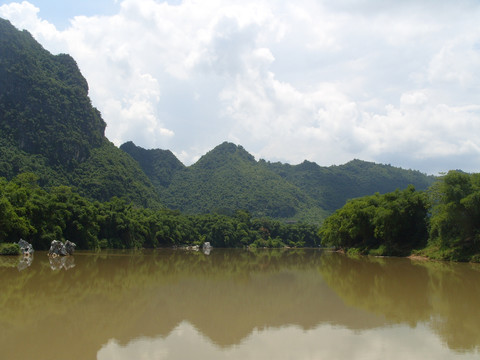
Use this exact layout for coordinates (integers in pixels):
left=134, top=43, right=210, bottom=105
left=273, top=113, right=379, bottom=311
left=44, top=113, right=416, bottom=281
left=1, top=170, right=480, bottom=262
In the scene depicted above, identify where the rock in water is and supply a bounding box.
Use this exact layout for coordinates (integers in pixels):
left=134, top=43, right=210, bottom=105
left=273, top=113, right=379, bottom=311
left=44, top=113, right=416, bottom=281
left=17, top=239, right=34, bottom=255
left=48, top=240, right=67, bottom=257
left=65, top=240, right=76, bottom=255
left=48, top=240, right=77, bottom=257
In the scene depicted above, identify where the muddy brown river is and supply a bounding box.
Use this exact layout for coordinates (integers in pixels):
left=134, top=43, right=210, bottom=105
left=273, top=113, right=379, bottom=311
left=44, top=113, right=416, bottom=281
left=1, top=249, right=479, bottom=359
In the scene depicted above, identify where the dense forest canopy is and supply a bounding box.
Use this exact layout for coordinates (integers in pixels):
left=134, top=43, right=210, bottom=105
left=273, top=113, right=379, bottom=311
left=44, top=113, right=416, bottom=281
left=0, top=173, right=319, bottom=250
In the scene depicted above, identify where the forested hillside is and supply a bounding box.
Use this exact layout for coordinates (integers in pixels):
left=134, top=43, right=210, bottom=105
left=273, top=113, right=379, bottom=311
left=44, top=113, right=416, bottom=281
left=0, top=18, right=104, bottom=168
left=0, top=18, right=159, bottom=207
left=158, top=142, right=327, bottom=220
left=120, top=141, right=185, bottom=188
left=265, top=159, right=435, bottom=211
left=122, top=141, right=435, bottom=221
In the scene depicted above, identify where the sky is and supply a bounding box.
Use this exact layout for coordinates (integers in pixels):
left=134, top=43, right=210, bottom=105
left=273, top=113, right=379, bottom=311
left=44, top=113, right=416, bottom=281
left=1, top=0, right=480, bottom=174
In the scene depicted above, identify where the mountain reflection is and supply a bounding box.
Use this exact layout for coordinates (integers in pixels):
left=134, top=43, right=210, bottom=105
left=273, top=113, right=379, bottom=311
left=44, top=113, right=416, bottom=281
left=0, top=249, right=479, bottom=360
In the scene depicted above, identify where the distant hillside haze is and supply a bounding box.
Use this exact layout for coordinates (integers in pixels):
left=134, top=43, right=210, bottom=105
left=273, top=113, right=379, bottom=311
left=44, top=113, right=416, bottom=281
left=0, top=18, right=436, bottom=222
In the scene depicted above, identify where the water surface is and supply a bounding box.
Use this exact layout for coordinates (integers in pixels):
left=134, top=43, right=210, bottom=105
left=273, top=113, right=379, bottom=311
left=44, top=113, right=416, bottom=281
left=1, top=249, right=479, bottom=359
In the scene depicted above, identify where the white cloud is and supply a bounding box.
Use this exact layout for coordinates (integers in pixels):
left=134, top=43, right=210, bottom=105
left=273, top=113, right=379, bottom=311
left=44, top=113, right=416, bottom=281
left=1, top=0, right=480, bottom=173
left=400, top=91, right=428, bottom=107
left=428, top=36, right=480, bottom=91
left=0, top=1, right=64, bottom=49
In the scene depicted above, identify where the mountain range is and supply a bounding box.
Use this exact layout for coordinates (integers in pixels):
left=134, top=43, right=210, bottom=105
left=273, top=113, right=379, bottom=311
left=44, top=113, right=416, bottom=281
left=0, top=18, right=436, bottom=222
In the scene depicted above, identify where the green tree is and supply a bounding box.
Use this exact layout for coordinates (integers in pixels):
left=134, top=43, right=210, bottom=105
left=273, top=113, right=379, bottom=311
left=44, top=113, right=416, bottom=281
left=428, top=171, right=480, bottom=260
left=319, top=186, right=429, bottom=255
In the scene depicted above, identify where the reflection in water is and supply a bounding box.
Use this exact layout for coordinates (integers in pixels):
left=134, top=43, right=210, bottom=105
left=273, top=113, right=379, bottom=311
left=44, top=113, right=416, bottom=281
left=98, top=321, right=478, bottom=360
left=48, top=255, right=76, bottom=271
left=0, top=254, right=34, bottom=271
left=18, top=254, right=34, bottom=271
left=0, top=250, right=479, bottom=360
left=319, top=255, right=480, bottom=353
